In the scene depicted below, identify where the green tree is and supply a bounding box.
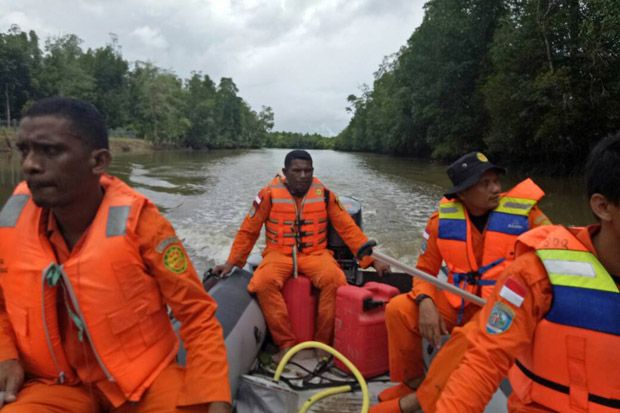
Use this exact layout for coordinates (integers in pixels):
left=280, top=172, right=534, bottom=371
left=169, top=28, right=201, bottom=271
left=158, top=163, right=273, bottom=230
left=483, top=0, right=620, bottom=172
left=213, top=77, right=242, bottom=147
left=0, top=25, right=40, bottom=126
left=128, top=62, right=188, bottom=145
left=81, top=35, right=130, bottom=128
left=39, top=34, right=95, bottom=100
left=183, top=72, right=217, bottom=148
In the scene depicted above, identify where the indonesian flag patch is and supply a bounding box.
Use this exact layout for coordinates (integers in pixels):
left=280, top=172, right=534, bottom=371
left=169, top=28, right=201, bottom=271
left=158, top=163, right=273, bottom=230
left=499, top=277, right=527, bottom=308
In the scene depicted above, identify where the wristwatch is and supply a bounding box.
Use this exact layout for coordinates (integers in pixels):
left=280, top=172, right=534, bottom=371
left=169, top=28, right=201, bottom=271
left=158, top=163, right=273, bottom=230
left=415, top=294, right=432, bottom=305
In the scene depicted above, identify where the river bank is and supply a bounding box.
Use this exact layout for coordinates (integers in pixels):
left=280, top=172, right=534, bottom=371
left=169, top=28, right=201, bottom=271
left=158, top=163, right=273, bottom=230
left=0, top=128, right=155, bottom=155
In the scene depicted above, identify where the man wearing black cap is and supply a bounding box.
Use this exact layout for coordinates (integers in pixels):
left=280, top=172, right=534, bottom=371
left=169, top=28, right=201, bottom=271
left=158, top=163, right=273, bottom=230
left=371, top=152, right=550, bottom=413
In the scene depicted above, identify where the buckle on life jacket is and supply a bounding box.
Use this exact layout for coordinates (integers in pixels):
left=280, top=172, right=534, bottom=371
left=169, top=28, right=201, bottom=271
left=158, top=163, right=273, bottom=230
left=453, top=271, right=482, bottom=286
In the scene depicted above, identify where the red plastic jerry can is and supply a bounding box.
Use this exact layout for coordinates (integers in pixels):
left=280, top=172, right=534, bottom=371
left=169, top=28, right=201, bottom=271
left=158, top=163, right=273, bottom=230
left=283, top=275, right=317, bottom=344
left=334, top=282, right=399, bottom=378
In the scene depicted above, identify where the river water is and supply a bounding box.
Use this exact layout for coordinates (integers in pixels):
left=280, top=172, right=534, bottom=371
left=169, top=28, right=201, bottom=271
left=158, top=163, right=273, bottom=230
left=0, top=148, right=590, bottom=273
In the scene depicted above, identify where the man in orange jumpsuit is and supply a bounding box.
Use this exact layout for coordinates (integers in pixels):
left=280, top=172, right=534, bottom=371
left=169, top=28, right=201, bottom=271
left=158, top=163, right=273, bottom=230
left=372, top=152, right=551, bottom=413
left=0, top=97, right=231, bottom=412
left=214, top=150, right=389, bottom=355
left=434, top=136, right=620, bottom=412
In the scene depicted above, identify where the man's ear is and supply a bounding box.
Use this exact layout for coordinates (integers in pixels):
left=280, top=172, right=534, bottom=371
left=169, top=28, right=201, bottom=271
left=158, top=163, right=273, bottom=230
left=590, top=193, right=611, bottom=222
left=90, top=149, right=112, bottom=175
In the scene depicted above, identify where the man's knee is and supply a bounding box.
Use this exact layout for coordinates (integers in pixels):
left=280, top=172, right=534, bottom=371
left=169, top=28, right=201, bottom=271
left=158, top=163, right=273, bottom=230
left=248, top=265, right=287, bottom=294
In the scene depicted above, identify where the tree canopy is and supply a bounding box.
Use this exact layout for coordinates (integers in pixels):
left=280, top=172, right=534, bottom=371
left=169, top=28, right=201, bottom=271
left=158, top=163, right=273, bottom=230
left=336, top=0, right=620, bottom=174
left=0, top=27, right=274, bottom=149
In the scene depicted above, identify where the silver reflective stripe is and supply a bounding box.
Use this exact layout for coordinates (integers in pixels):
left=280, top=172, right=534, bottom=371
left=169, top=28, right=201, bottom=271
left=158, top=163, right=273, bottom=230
left=272, top=199, right=295, bottom=204
left=502, top=202, right=531, bottom=210
left=542, top=259, right=596, bottom=278
left=303, top=198, right=324, bottom=204
left=0, top=194, right=30, bottom=227
left=270, top=183, right=286, bottom=188
left=106, top=206, right=130, bottom=237
left=440, top=206, right=458, bottom=214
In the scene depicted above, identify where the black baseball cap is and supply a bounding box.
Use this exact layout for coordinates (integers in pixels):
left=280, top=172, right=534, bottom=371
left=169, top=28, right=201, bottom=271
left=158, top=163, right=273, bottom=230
left=444, top=152, right=505, bottom=199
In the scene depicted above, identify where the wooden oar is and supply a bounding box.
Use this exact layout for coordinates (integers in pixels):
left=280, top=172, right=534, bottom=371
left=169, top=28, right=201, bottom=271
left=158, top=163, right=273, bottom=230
left=357, top=241, right=486, bottom=306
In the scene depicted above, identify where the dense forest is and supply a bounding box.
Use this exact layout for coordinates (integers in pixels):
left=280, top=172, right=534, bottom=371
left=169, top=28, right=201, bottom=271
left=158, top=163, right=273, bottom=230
left=0, top=26, right=277, bottom=149
left=336, top=0, right=620, bottom=174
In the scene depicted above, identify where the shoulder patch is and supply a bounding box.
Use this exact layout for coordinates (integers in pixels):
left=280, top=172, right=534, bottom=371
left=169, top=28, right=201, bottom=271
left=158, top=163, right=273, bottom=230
left=499, top=277, right=527, bottom=308
left=486, top=302, right=515, bottom=335
left=163, top=244, right=188, bottom=274
left=248, top=204, right=257, bottom=218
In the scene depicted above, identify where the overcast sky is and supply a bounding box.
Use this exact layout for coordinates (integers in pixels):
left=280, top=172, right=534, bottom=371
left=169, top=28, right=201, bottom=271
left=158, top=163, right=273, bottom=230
left=1, top=0, right=425, bottom=135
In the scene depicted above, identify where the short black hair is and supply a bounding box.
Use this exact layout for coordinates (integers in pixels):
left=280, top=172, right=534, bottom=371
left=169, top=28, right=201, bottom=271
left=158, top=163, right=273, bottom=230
left=284, top=149, right=312, bottom=168
left=586, top=133, right=620, bottom=204
left=23, top=97, right=109, bottom=150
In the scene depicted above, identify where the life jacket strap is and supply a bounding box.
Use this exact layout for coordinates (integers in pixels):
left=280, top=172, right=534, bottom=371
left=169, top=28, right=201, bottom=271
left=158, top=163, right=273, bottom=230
left=515, top=360, right=620, bottom=409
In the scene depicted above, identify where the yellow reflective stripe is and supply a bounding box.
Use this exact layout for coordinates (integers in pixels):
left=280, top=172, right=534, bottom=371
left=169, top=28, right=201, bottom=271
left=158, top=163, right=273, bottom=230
left=495, top=197, right=537, bottom=216
left=439, top=202, right=465, bottom=220
left=536, top=249, right=619, bottom=292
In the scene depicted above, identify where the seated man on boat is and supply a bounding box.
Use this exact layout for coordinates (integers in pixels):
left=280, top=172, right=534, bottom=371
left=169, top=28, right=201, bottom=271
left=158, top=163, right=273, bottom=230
left=214, top=149, right=390, bottom=357
left=433, top=135, right=620, bottom=412
left=372, top=151, right=551, bottom=413
left=0, top=97, right=231, bottom=412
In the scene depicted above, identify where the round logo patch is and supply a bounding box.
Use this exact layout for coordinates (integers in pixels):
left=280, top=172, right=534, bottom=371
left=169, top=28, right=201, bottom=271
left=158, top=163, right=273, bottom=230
left=486, top=302, right=515, bottom=335
left=315, top=188, right=323, bottom=196
left=476, top=152, right=488, bottom=162
left=163, top=245, right=188, bottom=274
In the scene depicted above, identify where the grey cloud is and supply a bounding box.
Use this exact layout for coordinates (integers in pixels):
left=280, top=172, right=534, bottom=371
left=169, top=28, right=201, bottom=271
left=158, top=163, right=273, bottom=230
left=3, top=0, right=424, bottom=134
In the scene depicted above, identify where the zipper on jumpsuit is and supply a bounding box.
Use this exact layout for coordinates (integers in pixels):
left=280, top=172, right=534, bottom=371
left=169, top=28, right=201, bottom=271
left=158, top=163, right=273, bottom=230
left=58, top=267, right=115, bottom=382
left=41, top=263, right=67, bottom=384
left=41, top=263, right=116, bottom=382
left=292, top=195, right=308, bottom=279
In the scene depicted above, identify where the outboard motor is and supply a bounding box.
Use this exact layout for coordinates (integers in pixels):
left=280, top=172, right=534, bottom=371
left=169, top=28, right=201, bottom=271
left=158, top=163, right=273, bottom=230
left=328, top=195, right=363, bottom=285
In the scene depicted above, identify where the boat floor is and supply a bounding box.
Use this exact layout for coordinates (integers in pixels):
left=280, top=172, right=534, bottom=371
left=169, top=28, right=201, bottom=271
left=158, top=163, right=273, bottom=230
left=249, top=349, right=508, bottom=412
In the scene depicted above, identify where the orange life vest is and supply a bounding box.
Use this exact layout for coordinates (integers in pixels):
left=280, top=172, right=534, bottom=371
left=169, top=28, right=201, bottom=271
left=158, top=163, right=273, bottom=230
left=437, top=179, right=545, bottom=308
left=264, top=176, right=328, bottom=254
left=0, top=175, right=178, bottom=402
left=508, top=225, right=620, bottom=412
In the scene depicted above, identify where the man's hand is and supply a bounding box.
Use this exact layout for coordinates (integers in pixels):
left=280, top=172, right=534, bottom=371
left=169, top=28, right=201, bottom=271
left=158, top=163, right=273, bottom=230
left=208, top=401, right=232, bottom=412
left=418, top=299, right=448, bottom=349
left=372, top=260, right=391, bottom=277
left=0, top=359, right=24, bottom=407
left=212, top=263, right=234, bottom=276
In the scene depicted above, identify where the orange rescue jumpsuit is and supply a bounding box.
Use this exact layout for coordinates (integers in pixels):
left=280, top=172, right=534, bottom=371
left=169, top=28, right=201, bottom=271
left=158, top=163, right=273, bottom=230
left=384, top=206, right=550, bottom=388
left=435, top=225, right=619, bottom=412
left=0, top=198, right=230, bottom=412
left=225, top=179, right=373, bottom=349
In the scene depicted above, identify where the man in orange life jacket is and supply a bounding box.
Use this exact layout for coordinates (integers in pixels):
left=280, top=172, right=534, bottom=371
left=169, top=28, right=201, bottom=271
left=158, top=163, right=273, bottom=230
left=0, top=97, right=231, bottom=412
left=434, top=135, right=620, bottom=412
left=214, top=150, right=390, bottom=355
left=371, top=152, right=551, bottom=413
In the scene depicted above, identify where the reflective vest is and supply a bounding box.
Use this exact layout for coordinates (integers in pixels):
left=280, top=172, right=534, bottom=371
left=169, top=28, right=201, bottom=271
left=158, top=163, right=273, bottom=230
left=0, top=175, right=178, bottom=402
left=509, top=225, right=620, bottom=412
left=437, top=178, right=544, bottom=308
left=264, top=176, right=328, bottom=254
